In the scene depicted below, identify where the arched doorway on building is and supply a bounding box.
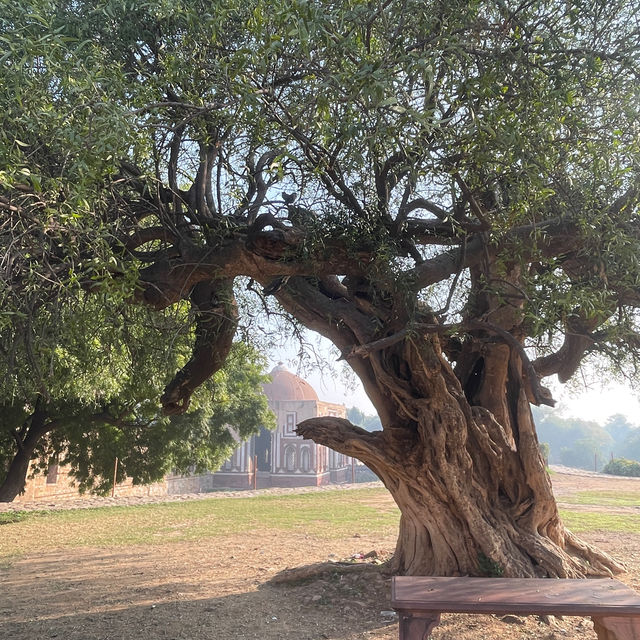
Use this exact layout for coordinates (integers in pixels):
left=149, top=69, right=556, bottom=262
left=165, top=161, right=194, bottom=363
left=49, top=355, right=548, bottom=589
left=254, top=426, right=272, bottom=472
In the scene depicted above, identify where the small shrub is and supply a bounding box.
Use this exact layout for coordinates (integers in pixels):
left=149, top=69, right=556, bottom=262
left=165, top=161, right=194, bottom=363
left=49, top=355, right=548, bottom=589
left=0, top=512, right=27, bottom=526
left=477, top=552, right=504, bottom=577
left=602, top=458, right=640, bottom=477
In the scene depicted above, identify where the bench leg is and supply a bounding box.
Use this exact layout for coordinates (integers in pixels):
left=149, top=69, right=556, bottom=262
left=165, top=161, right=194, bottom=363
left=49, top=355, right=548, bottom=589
left=593, top=617, right=640, bottom=640
left=397, top=612, right=441, bottom=640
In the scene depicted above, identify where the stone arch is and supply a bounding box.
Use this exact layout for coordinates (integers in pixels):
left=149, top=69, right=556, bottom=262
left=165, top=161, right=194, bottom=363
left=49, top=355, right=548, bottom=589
left=300, top=446, right=311, bottom=473
left=284, top=445, right=296, bottom=472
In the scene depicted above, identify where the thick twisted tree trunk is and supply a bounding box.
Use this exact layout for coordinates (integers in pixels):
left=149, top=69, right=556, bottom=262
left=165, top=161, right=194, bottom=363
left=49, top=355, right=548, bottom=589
left=0, top=443, right=35, bottom=502
left=0, top=411, right=53, bottom=502
left=298, top=337, right=623, bottom=578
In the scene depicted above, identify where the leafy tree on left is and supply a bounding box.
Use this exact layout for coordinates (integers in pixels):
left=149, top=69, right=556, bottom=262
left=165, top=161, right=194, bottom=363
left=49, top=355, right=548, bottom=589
left=0, top=5, right=273, bottom=500
left=0, top=290, right=273, bottom=501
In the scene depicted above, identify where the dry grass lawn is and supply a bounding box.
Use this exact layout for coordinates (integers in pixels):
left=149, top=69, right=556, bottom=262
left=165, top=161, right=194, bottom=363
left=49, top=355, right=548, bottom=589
left=1, top=472, right=640, bottom=640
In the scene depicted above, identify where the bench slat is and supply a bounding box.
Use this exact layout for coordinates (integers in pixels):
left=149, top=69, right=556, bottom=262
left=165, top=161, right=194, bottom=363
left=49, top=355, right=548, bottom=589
left=392, top=577, right=640, bottom=617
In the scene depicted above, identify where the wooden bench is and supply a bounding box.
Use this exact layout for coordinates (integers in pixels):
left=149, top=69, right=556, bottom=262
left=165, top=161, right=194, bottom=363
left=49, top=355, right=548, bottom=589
left=391, top=576, right=640, bottom=640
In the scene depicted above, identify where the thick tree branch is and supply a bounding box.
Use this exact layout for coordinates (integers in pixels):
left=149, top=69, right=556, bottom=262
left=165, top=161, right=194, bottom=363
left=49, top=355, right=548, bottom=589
left=465, top=320, right=555, bottom=407
left=400, top=198, right=450, bottom=219
left=272, top=277, right=397, bottom=426
left=411, top=216, right=582, bottom=290
left=123, top=227, right=180, bottom=252
left=273, top=276, right=373, bottom=348
left=411, top=233, right=489, bottom=289
left=135, top=229, right=373, bottom=309
left=346, top=319, right=555, bottom=406
left=296, top=416, right=386, bottom=463
left=161, top=279, right=238, bottom=415
left=532, top=318, right=599, bottom=383
left=24, top=410, right=61, bottom=447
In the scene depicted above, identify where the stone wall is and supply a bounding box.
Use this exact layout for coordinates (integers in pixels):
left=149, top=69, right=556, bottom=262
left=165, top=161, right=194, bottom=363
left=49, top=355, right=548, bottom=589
left=165, top=471, right=258, bottom=494
left=14, top=462, right=167, bottom=503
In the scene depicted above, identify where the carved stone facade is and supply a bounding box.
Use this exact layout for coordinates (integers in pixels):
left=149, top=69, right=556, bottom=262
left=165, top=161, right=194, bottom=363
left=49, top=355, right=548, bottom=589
left=209, top=364, right=352, bottom=489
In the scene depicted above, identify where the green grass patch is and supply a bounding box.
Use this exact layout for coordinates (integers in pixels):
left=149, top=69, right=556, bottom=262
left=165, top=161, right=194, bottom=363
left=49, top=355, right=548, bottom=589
left=0, top=488, right=399, bottom=558
left=561, top=491, right=640, bottom=507
left=0, top=511, right=29, bottom=525
left=560, top=509, right=640, bottom=533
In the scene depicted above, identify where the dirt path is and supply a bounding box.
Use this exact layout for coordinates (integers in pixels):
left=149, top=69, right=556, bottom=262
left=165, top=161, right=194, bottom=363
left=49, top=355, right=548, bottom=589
left=550, top=465, right=640, bottom=495
left=0, top=481, right=385, bottom=513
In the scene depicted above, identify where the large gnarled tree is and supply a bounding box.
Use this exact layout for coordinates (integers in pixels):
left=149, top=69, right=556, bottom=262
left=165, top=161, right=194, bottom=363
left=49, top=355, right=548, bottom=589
left=3, top=0, right=640, bottom=576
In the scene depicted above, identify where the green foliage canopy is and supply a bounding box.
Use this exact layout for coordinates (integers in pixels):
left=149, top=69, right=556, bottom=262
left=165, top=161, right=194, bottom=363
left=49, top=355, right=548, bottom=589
left=0, top=1, right=279, bottom=498
left=8, top=1, right=638, bottom=393
left=3, top=0, right=640, bottom=484
left=0, top=281, right=273, bottom=494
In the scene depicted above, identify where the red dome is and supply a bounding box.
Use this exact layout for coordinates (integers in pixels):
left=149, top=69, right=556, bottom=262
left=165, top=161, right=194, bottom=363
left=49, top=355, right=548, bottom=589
left=263, top=364, right=319, bottom=402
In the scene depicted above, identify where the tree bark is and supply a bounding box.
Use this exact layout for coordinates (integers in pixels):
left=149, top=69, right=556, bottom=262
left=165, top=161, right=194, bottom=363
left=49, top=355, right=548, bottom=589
left=0, top=411, right=53, bottom=502
left=161, top=279, right=239, bottom=415
left=298, top=336, right=624, bottom=578
left=0, top=442, right=35, bottom=502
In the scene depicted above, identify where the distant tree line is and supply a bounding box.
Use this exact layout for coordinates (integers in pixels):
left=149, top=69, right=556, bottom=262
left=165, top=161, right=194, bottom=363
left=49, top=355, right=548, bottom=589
left=533, top=409, right=640, bottom=472
left=353, top=405, right=640, bottom=475
left=346, top=407, right=383, bottom=433
left=344, top=408, right=382, bottom=482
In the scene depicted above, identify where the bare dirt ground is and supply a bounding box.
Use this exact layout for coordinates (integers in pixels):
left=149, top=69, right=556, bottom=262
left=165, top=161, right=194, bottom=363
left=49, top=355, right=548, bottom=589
left=1, top=470, right=640, bottom=640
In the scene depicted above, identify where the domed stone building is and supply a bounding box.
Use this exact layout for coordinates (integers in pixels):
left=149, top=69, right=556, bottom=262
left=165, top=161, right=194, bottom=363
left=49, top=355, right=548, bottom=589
left=15, top=364, right=353, bottom=500
left=210, top=364, right=352, bottom=489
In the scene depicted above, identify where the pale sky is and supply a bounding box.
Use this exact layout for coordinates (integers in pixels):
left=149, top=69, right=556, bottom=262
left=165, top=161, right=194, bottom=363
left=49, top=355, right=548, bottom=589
left=269, top=340, right=640, bottom=427
left=552, top=384, right=640, bottom=425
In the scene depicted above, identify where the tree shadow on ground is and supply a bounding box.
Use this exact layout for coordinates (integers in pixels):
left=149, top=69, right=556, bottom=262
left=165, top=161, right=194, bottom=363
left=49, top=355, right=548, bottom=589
left=1, top=550, right=608, bottom=640
left=0, top=551, right=398, bottom=640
